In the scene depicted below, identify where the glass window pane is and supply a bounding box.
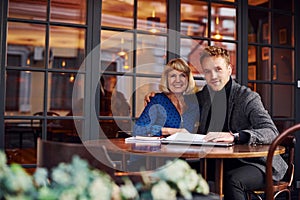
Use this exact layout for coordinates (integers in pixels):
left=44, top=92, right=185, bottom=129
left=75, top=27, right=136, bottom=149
left=5, top=119, right=36, bottom=166
left=248, top=66, right=257, bottom=91
left=136, top=34, right=166, bottom=74
left=100, top=30, right=134, bottom=73
left=248, top=9, right=270, bottom=44
left=46, top=119, right=83, bottom=143
left=256, top=83, right=271, bottom=112
left=48, top=72, right=84, bottom=112
left=248, top=45, right=257, bottom=63
left=8, top=0, right=47, bottom=20
left=7, top=22, right=46, bottom=68
left=135, top=77, right=160, bottom=117
left=101, top=0, right=134, bottom=29
left=181, top=0, right=208, bottom=37
left=248, top=0, right=270, bottom=8
left=273, top=119, right=294, bottom=133
left=273, top=0, right=293, bottom=11
left=5, top=71, right=44, bottom=116
left=137, top=0, right=167, bottom=33
left=99, top=119, right=132, bottom=139
left=99, top=75, right=132, bottom=117
left=50, top=0, right=86, bottom=24
left=211, top=3, right=237, bottom=40
left=257, top=46, right=271, bottom=81
left=273, top=85, right=294, bottom=118
left=50, top=26, right=85, bottom=70
left=180, top=38, right=208, bottom=75
left=273, top=48, right=294, bottom=82
left=273, top=14, right=293, bottom=46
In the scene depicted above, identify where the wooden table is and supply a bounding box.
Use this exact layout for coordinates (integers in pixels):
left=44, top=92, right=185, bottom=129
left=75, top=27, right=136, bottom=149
left=84, top=138, right=285, bottom=199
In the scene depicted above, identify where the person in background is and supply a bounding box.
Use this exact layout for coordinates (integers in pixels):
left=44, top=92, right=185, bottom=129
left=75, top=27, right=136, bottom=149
left=133, top=58, right=199, bottom=137
left=145, top=46, right=287, bottom=200
left=99, top=75, right=131, bottom=138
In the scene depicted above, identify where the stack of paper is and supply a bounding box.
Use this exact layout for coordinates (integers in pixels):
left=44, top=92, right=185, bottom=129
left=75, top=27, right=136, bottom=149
left=162, top=132, right=205, bottom=142
left=125, top=136, right=162, bottom=143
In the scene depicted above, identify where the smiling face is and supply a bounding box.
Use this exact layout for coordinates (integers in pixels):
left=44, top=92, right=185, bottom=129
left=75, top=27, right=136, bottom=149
left=201, top=56, right=232, bottom=91
left=167, top=69, right=188, bottom=94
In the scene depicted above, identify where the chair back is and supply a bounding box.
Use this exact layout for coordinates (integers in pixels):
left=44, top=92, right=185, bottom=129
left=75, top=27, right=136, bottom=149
left=37, top=138, right=116, bottom=178
left=265, top=123, right=300, bottom=200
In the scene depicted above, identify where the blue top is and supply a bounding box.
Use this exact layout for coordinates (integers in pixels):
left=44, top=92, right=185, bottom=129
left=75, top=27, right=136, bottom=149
left=133, top=93, right=200, bottom=136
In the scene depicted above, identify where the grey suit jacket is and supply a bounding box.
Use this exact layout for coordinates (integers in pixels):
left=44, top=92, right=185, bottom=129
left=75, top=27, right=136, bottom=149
left=196, top=79, right=288, bottom=181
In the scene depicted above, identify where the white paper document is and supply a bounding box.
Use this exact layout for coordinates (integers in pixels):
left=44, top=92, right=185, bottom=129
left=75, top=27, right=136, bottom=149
left=125, top=136, right=162, bottom=143
left=163, top=132, right=205, bottom=142
left=161, top=132, right=234, bottom=147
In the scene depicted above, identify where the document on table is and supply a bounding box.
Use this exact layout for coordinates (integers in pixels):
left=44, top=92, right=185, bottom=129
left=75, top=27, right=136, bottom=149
left=125, top=136, right=162, bottom=143
left=161, top=132, right=234, bottom=147
left=162, top=132, right=205, bottom=142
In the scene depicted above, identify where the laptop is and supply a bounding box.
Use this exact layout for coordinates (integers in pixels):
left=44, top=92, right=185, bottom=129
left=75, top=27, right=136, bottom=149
left=160, top=132, right=234, bottom=147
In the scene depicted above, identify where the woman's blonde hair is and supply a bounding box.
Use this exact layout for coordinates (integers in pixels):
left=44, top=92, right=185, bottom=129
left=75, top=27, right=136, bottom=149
left=160, top=58, right=197, bottom=94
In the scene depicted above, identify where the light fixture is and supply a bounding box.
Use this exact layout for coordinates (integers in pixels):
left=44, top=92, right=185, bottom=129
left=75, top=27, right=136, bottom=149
left=117, top=38, right=126, bottom=56
left=69, top=74, right=75, bottom=82
left=213, top=16, right=223, bottom=40
left=61, top=60, right=66, bottom=67
left=123, top=54, right=130, bottom=70
left=26, top=58, right=31, bottom=66
left=147, top=10, right=160, bottom=33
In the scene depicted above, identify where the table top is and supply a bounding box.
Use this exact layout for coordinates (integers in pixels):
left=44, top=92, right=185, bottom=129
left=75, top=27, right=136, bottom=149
left=84, top=138, right=285, bottom=159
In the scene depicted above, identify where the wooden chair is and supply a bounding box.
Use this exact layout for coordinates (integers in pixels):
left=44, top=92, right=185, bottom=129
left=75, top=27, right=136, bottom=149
left=31, top=111, right=60, bottom=143
left=37, top=138, right=117, bottom=179
left=247, top=123, right=300, bottom=200
left=37, top=139, right=144, bottom=184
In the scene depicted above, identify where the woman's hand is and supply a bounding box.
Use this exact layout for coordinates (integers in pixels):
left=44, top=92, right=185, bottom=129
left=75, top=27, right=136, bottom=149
left=144, top=91, right=156, bottom=106
left=161, top=128, right=189, bottom=136
left=203, top=132, right=234, bottom=142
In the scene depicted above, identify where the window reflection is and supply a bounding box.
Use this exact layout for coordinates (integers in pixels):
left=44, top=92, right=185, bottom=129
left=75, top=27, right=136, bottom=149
left=137, top=0, right=167, bottom=33
left=211, top=3, right=236, bottom=40
left=181, top=0, right=208, bottom=37
left=50, top=26, right=85, bottom=70
left=7, top=22, right=46, bottom=67
left=100, top=30, right=134, bottom=73
left=50, top=0, right=86, bottom=24
left=136, top=34, right=167, bottom=74
left=8, top=0, right=47, bottom=20
left=273, top=48, right=294, bottom=82
left=273, top=85, right=294, bottom=118
left=101, top=0, right=134, bottom=29
left=5, top=70, right=44, bottom=115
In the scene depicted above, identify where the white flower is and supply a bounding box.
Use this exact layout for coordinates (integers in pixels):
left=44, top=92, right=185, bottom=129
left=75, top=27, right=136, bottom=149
left=33, top=168, right=49, bottom=187
left=153, top=159, right=190, bottom=182
left=3, top=164, right=34, bottom=194
left=59, top=188, right=78, bottom=200
left=151, top=180, right=176, bottom=200
left=184, top=169, right=199, bottom=191
left=111, top=183, right=122, bottom=200
left=120, top=178, right=139, bottom=199
left=195, top=175, right=210, bottom=195
left=51, top=163, right=72, bottom=186
left=89, top=176, right=112, bottom=200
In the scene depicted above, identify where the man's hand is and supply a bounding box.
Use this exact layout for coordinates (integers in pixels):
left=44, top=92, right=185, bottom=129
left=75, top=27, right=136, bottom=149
left=204, top=132, right=234, bottom=142
left=144, top=91, right=156, bottom=106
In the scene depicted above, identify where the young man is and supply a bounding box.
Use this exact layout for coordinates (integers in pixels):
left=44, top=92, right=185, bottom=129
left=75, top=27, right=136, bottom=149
left=195, top=46, right=287, bottom=200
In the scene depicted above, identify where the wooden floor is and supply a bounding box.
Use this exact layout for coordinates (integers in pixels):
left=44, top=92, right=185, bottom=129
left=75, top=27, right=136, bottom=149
left=5, top=147, right=37, bottom=174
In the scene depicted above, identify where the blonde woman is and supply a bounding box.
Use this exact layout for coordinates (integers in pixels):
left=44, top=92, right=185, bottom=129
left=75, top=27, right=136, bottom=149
left=133, top=58, right=199, bottom=137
